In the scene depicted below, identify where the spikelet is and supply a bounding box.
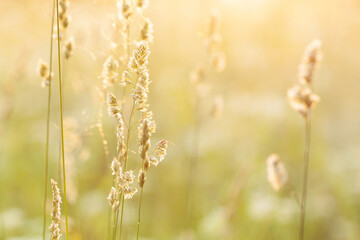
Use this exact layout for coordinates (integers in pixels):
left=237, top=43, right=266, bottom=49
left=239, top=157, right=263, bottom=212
left=131, top=86, right=149, bottom=112
left=117, top=0, right=133, bottom=20
left=43, top=72, right=54, bottom=88
left=38, top=60, right=49, bottom=79
left=298, top=40, right=322, bottom=85
left=124, top=186, right=138, bottom=199
left=101, top=56, right=119, bottom=89
left=266, top=154, right=288, bottom=192
left=58, top=0, right=71, bottom=34
left=130, top=42, right=151, bottom=112
left=61, top=14, right=71, bottom=29
left=115, top=168, right=135, bottom=189
left=149, top=156, right=159, bottom=167
left=113, top=0, right=134, bottom=63
left=106, top=91, right=122, bottom=122
left=128, top=41, right=151, bottom=72
left=138, top=169, right=146, bottom=188
left=64, top=38, right=74, bottom=59
left=120, top=70, right=132, bottom=87
left=111, top=157, right=121, bottom=176
left=108, top=164, right=138, bottom=211
left=117, top=123, right=126, bottom=163
left=49, top=179, right=62, bottom=240
left=137, top=0, right=148, bottom=10
left=59, top=0, right=69, bottom=13
left=140, top=19, right=154, bottom=43
left=154, top=140, right=168, bottom=162
left=107, top=187, right=120, bottom=211
left=106, top=91, right=127, bottom=163
left=38, top=59, right=53, bottom=87
left=137, top=111, right=167, bottom=187
left=138, top=118, right=151, bottom=161
left=287, top=84, right=320, bottom=117
left=288, top=40, right=322, bottom=117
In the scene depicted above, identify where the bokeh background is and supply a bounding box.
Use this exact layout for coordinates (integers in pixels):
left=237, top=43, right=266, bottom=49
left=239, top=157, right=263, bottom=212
left=1, top=0, right=360, bottom=239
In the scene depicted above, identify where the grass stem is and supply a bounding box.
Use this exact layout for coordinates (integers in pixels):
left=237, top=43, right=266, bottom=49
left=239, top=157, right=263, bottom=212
left=299, top=111, right=311, bottom=240
left=42, top=0, right=56, bottom=239
left=136, top=188, right=144, bottom=240
left=118, top=102, right=136, bottom=240
left=55, top=0, right=69, bottom=238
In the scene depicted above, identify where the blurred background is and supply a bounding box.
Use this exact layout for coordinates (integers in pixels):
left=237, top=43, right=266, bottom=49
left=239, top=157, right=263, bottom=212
left=1, top=0, right=360, bottom=239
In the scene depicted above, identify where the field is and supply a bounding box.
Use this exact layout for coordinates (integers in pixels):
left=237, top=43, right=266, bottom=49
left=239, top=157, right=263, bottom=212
left=1, top=0, right=360, bottom=239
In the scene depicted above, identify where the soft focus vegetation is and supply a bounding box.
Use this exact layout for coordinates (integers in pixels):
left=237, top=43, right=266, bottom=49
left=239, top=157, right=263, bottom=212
left=1, top=0, right=360, bottom=239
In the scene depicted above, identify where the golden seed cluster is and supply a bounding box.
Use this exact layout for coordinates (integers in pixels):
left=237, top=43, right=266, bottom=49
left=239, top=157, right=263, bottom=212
left=288, top=40, right=322, bottom=118
left=266, top=154, right=288, bottom=192
left=49, top=179, right=62, bottom=240
left=38, top=59, right=53, bottom=87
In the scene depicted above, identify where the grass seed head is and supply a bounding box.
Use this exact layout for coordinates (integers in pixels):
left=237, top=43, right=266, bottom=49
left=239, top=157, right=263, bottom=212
left=138, top=169, right=146, bottom=188
left=266, top=154, right=288, bottom=192
left=298, top=40, right=322, bottom=85
left=49, top=179, right=62, bottom=240
left=64, top=38, right=74, bottom=59
left=124, top=186, right=138, bottom=199
left=141, top=19, right=154, bottom=43
left=287, top=84, right=320, bottom=117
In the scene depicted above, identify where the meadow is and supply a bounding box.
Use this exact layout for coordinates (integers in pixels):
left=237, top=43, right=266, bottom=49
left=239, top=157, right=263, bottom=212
left=1, top=0, right=360, bottom=239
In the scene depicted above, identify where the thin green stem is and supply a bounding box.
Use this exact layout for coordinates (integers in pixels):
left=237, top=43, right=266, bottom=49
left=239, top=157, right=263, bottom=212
left=136, top=188, right=144, bottom=240
left=56, top=0, right=69, bottom=239
left=118, top=194, right=125, bottom=240
left=43, top=0, right=56, bottom=239
left=299, top=111, right=311, bottom=240
left=112, top=208, right=120, bottom=240
left=107, top=207, right=112, bottom=240
left=118, top=101, right=136, bottom=240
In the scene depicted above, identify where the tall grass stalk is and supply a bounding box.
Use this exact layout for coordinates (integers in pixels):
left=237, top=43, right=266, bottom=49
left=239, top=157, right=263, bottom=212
left=287, top=40, right=322, bottom=240
left=42, top=0, right=56, bottom=239
left=299, top=111, right=311, bottom=240
left=118, top=102, right=136, bottom=240
left=56, top=0, right=69, bottom=238
left=136, top=188, right=144, bottom=240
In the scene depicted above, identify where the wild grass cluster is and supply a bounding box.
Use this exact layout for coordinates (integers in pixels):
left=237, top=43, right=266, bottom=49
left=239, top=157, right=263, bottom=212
left=1, top=0, right=360, bottom=240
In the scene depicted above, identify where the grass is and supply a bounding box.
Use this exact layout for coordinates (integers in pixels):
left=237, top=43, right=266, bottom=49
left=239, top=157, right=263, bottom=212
left=42, top=0, right=55, bottom=239
left=136, top=188, right=144, bottom=240
left=56, top=0, right=69, bottom=238
left=4, top=0, right=360, bottom=240
left=299, top=111, right=311, bottom=240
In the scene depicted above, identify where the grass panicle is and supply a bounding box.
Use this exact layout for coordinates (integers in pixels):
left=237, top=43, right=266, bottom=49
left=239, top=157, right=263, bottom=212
left=287, top=40, right=322, bottom=240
